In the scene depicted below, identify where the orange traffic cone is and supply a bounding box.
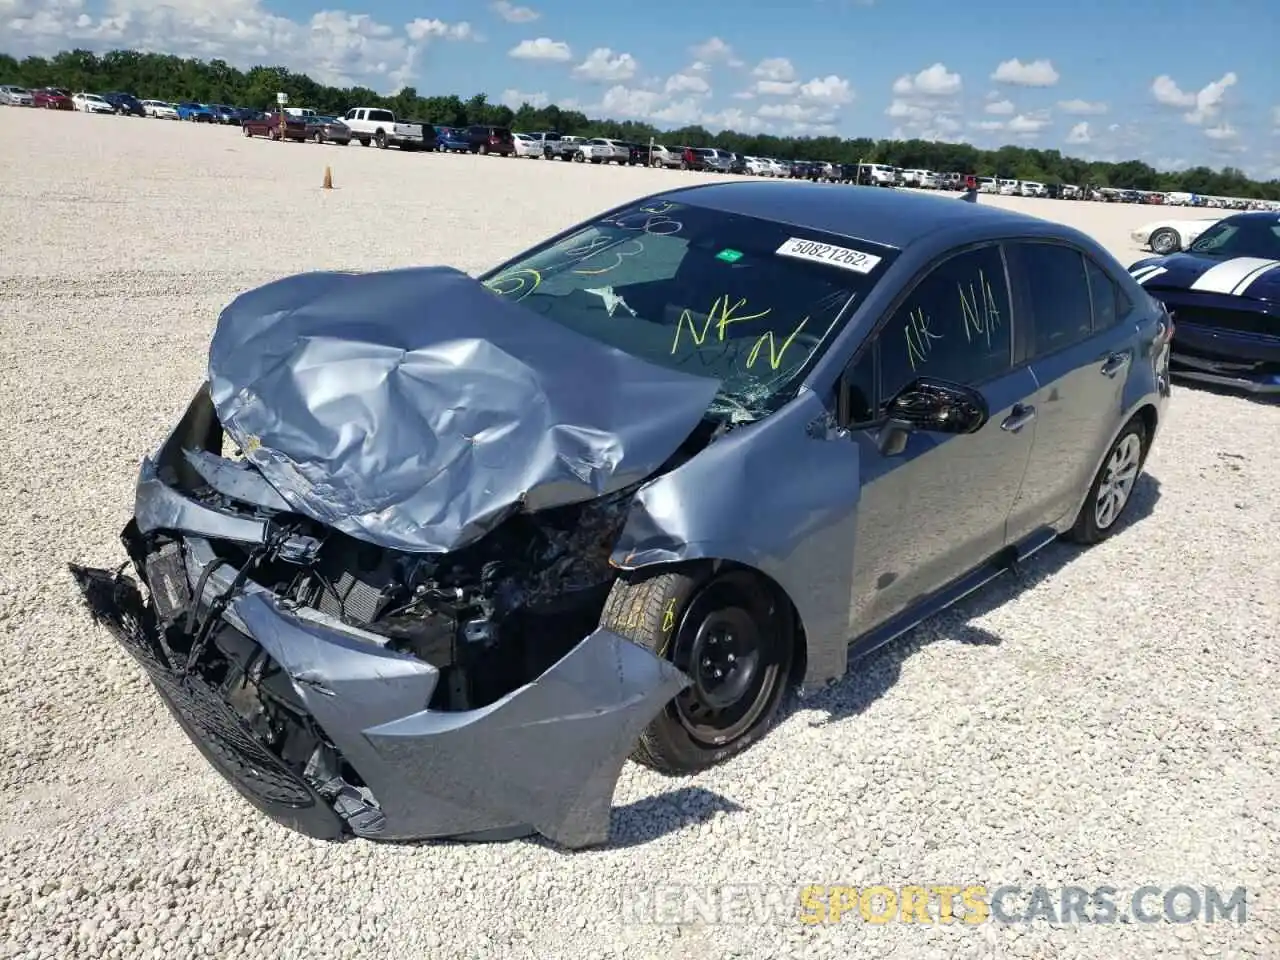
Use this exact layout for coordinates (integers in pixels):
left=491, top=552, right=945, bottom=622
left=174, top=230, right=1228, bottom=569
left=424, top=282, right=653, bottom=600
left=322, top=166, right=333, bottom=190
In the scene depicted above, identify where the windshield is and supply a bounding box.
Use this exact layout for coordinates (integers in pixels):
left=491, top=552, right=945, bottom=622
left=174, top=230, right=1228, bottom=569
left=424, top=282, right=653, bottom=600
left=480, top=200, right=893, bottom=420
left=1187, top=216, right=1280, bottom=259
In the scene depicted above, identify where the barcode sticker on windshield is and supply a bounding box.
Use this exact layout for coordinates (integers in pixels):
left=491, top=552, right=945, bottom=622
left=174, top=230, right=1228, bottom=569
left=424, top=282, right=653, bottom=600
left=775, top=237, right=882, bottom=274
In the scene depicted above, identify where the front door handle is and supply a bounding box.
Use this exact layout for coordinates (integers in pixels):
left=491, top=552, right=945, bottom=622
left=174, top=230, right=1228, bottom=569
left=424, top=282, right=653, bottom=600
left=1001, top=404, right=1036, bottom=433
left=1100, top=352, right=1129, bottom=377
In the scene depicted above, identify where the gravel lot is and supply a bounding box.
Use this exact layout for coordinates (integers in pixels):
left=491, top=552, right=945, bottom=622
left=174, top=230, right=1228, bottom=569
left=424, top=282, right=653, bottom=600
left=1, top=109, right=1277, bottom=960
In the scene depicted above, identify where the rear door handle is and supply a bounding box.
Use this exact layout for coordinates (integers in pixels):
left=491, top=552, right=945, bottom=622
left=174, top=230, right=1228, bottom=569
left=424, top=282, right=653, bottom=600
left=1001, top=404, right=1036, bottom=433
left=1100, top=352, right=1130, bottom=377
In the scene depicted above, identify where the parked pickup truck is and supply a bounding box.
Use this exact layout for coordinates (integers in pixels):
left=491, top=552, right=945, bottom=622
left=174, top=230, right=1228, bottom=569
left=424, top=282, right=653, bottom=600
left=342, top=108, right=425, bottom=150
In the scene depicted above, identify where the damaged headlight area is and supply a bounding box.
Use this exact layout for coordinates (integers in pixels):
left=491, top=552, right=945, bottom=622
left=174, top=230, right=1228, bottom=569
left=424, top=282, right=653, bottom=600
left=70, top=385, right=695, bottom=847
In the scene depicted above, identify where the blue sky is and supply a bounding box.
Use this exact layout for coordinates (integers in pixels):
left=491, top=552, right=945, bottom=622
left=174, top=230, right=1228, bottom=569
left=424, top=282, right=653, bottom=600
left=3, top=0, right=1278, bottom=176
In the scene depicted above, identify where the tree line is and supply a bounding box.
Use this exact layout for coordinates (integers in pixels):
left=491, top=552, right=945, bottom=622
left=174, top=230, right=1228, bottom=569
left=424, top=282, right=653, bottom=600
left=5, top=47, right=1276, bottom=200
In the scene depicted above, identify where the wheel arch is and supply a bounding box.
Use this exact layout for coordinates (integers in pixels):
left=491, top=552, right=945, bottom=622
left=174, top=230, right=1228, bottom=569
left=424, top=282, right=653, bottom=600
left=1065, top=400, right=1161, bottom=529
left=613, top=552, right=812, bottom=691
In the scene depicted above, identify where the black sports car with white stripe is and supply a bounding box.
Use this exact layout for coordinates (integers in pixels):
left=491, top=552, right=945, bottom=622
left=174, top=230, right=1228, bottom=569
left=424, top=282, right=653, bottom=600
left=1128, top=211, right=1280, bottom=395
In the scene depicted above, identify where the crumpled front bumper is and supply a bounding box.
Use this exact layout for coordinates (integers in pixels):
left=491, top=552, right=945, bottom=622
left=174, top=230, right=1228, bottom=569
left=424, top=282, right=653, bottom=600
left=70, top=456, right=691, bottom=848
left=1171, top=323, right=1280, bottom=395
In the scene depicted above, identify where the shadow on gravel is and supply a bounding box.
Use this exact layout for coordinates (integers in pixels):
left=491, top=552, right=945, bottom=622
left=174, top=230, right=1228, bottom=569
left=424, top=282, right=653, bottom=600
left=783, top=472, right=1163, bottom=729
left=607, top=787, right=746, bottom=848
left=1171, top=378, right=1279, bottom=407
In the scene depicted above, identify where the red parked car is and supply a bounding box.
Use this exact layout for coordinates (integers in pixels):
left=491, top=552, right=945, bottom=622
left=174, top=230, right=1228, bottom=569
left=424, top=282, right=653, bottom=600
left=241, top=112, right=309, bottom=141
left=33, top=88, right=73, bottom=110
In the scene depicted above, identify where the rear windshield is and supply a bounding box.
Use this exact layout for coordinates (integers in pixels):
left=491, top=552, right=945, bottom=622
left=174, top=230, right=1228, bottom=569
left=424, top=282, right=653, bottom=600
left=480, top=200, right=895, bottom=419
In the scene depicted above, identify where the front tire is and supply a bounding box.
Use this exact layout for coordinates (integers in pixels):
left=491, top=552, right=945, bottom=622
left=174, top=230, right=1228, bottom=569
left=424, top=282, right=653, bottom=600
left=1065, top=417, right=1149, bottom=545
left=601, top=567, right=794, bottom=774
left=1149, top=227, right=1180, bottom=255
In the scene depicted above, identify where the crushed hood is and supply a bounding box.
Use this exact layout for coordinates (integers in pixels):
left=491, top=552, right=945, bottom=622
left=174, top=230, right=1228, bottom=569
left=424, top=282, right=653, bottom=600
left=1130, top=252, right=1280, bottom=303
left=207, top=265, right=722, bottom=554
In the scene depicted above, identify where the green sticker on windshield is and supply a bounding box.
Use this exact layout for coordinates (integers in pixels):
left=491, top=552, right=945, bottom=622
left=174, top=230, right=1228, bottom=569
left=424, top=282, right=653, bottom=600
left=716, top=248, right=744, bottom=263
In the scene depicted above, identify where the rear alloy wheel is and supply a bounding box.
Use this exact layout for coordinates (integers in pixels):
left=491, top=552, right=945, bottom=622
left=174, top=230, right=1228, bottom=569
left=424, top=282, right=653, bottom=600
left=1065, top=417, right=1149, bottom=545
left=313, top=131, right=323, bottom=144
left=601, top=567, right=794, bottom=774
left=1149, top=227, right=1180, bottom=255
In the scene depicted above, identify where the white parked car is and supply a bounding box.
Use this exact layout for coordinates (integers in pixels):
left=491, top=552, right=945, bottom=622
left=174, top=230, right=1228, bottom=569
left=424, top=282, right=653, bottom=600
left=998, top=179, right=1019, bottom=196
left=72, top=92, right=114, bottom=114
left=744, top=156, right=771, bottom=176
left=0, top=84, right=34, bottom=106
left=1019, top=181, right=1047, bottom=198
left=977, top=176, right=998, bottom=194
left=858, top=163, right=897, bottom=186
left=580, top=138, right=631, bottom=164
left=1130, top=216, right=1222, bottom=255
left=917, top=171, right=943, bottom=190
left=646, top=144, right=681, bottom=168
left=141, top=99, right=179, bottom=120
left=511, top=133, right=542, bottom=158
left=765, top=158, right=790, bottom=177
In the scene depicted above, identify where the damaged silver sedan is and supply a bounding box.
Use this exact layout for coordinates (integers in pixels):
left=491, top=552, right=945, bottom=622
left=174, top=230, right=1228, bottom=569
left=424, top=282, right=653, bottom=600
left=71, top=182, right=1168, bottom=847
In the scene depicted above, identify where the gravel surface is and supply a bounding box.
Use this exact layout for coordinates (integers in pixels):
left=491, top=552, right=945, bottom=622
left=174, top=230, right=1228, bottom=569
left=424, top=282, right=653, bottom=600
left=1, top=109, right=1277, bottom=960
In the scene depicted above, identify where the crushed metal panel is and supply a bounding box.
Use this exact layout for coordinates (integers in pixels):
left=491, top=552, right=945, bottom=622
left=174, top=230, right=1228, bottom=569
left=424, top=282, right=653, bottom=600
left=611, top=390, right=862, bottom=688
left=206, top=265, right=722, bottom=554
left=134, top=457, right=267, bottom=544
left=364, top=627, right=691, bottom=848
left=183, top=448, right=292, bottom=512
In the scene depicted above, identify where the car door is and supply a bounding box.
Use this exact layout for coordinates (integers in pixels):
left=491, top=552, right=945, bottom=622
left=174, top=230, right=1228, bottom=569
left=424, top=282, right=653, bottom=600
left=1004, top=242, right=1134, bottom=540
left=844, top=243, right=1038, bottom=633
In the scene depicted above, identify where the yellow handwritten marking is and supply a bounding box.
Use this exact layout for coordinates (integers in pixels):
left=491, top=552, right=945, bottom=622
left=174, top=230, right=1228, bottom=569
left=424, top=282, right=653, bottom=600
left=747, top=316, right=810, bottom=370
left=904, top=307, right=943, bottom=371
left=958, top=270, right=1002, bottom=347
left=639, top=201, right=676, bottom=215
left=573, top=238, right=646, bottom=276
left=670, top=295, right=772, bottom=354
left=662, top=598, right=677, bottom=634
left=483, top=268, right=542, bottom=302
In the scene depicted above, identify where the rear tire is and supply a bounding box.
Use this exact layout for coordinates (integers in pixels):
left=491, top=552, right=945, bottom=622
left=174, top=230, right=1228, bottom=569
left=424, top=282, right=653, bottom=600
left=600, top=567, right=794, bottom=774
left=1064, top=417, right=1150, bottom=545
left=375, top=130, right=387, bottom=149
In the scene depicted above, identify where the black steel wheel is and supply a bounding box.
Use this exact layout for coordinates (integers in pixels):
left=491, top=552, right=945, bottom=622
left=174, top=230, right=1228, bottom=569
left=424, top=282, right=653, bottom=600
left=601, top=566, right=795, bottom=774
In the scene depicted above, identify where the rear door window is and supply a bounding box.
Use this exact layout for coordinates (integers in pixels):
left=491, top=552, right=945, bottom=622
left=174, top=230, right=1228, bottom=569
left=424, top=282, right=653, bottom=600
left=1085, top=258, right=1124, bottom=330
left=1012, top=242, right=1094, bottom=356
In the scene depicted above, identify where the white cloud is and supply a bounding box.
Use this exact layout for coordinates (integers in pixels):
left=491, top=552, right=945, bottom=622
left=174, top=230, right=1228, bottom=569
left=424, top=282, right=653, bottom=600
left=665, top=72, right=711, bottom=96
left=573, top=47, right=638, bottom=83
left=887, top=100, right=932, bottom=123
left=702, top=106, right=767, bottom=132
left=892, top=63, right=962, bottom=97
left=1151, top=75, right=1196, bottom=107
left=1204, top=123, right=1238, bottom=140
left=500, top=87, right=549, bottom=109
left=991, top=58, right=1060, bottom=87
left=1057, top=98, right=1108, bottom=115
left=985, top=98, right=1015, bottom=115
left=596, top=84, right=664, bottom=117
left=1185, top=72, right=1237, bottom=125
left=1007, top=112, right=1050, bottom=134
left=754, top=80, right=798, bottom=97
left=0, top=0, right=478, bottom=90
left=490, top=0, right=539, bottom=22
left=1152, top=72, right=1237, bottom=125
left=406, top=18, right=473, bottom=41
left=798, top=75, right=853, bottom=105
left=650, top=98, right=705, bottom=125
left=969, top=120, right=1005, bottom=132
left=688, top=36, right=742, bottom=67
left=1066, top=121, right=1091, bottom=144
left=751, top=57, right=796, bottom=82
left=508, top=36, right=572, bottom=61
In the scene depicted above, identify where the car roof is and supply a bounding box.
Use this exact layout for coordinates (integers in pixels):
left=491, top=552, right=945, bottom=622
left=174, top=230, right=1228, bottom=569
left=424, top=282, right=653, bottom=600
left=655, top=179, right=1051, bottom=249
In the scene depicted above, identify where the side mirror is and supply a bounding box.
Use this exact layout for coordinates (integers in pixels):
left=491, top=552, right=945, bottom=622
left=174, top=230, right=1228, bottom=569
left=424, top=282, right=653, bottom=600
left=875, top=378, right=989, bottom=456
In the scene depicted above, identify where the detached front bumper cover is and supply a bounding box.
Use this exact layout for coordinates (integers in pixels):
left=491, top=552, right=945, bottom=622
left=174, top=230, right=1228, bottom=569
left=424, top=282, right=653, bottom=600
left=70, top=538, right=690, bottom=849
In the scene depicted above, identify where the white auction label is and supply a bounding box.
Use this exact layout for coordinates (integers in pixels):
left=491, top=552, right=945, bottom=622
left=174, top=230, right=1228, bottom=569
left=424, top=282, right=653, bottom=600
left=775, top=237, right=882, bottom=274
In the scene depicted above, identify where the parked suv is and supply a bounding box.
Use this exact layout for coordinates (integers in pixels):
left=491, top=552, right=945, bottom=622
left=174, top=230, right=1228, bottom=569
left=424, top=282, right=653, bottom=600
left=466, top=125, right=515, bottom=156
